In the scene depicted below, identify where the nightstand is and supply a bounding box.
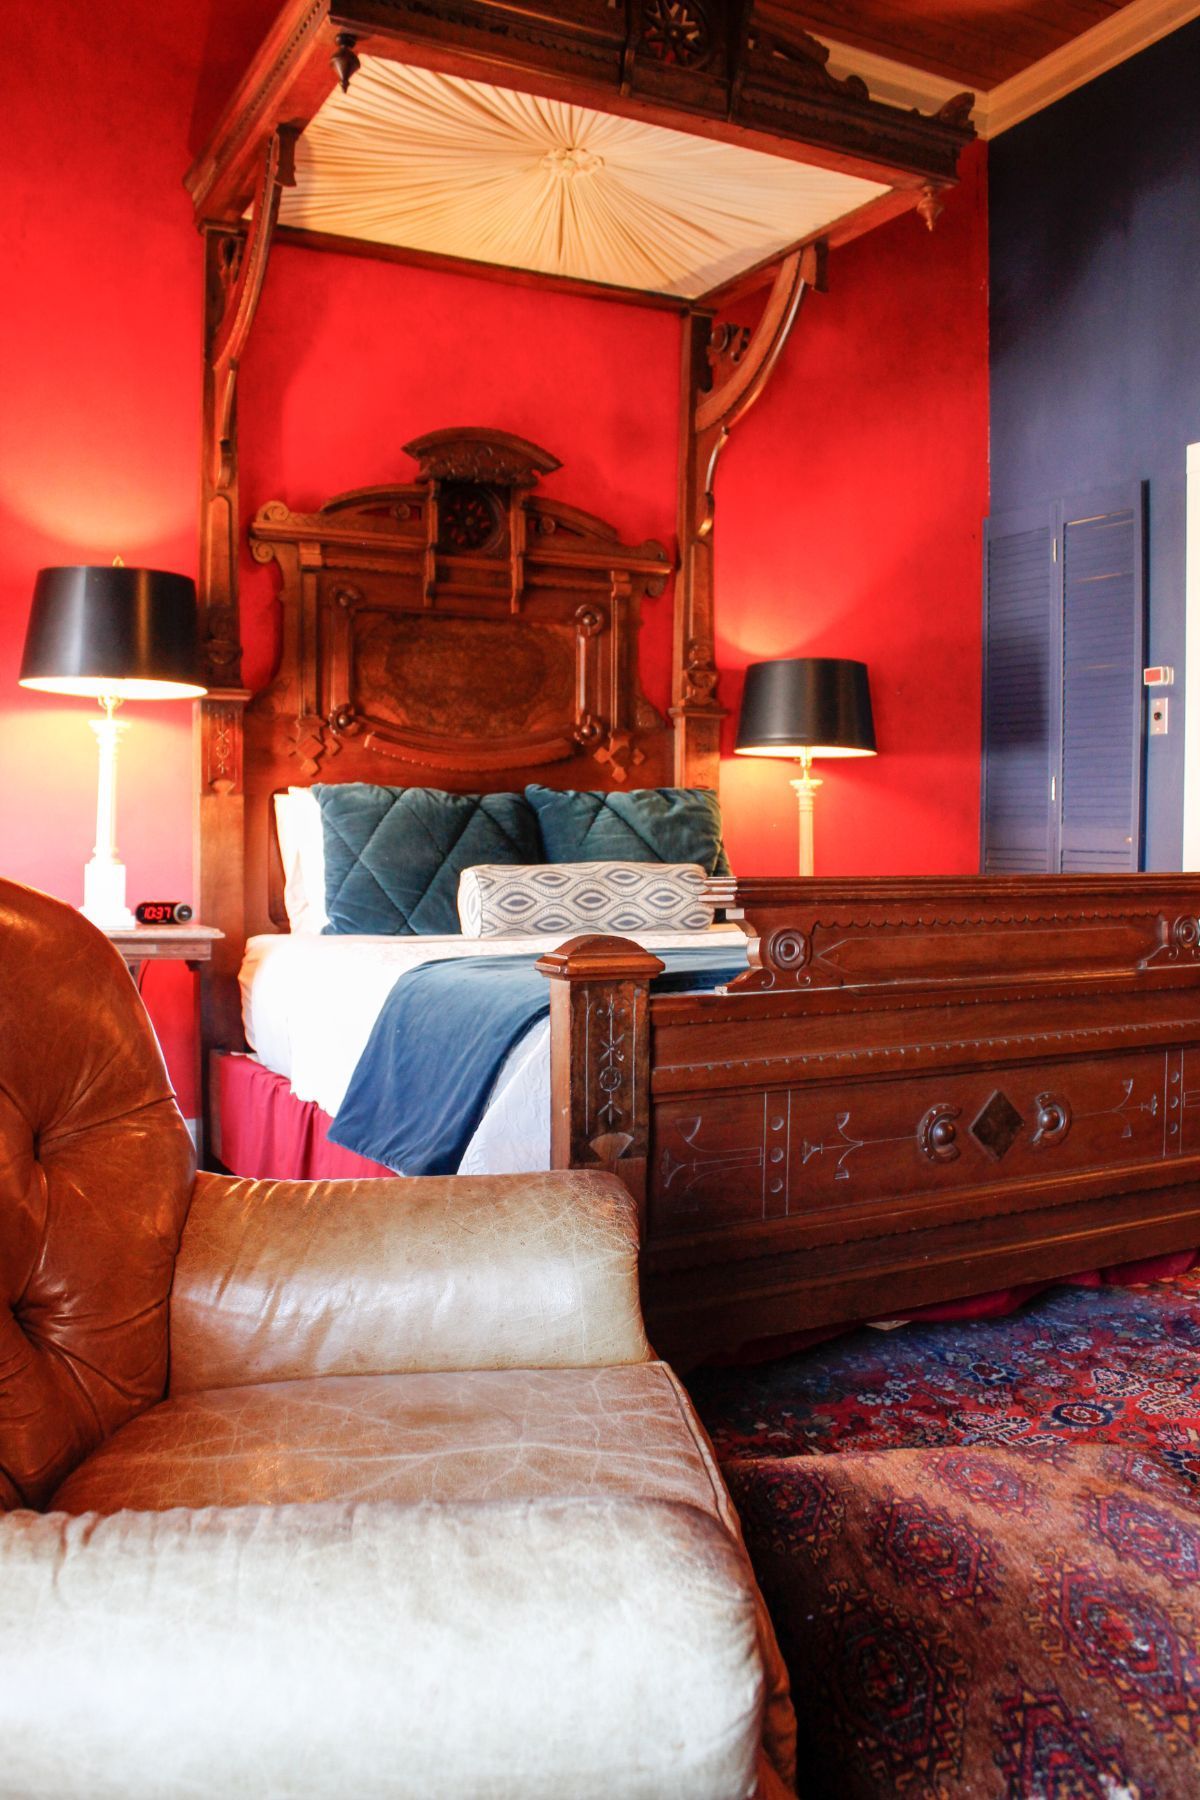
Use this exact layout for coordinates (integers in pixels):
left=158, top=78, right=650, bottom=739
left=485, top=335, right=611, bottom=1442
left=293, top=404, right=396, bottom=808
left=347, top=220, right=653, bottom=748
left=104, top=923, right=223, bottom=982
left=103, top=924, right=224, bottom=1158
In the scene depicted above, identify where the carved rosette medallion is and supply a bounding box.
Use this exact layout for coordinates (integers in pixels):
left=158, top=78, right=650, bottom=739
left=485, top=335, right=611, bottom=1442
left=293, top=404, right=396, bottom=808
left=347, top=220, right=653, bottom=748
left=640, top=0, right=712, bottom=67
left=766, top=927, right=809, bottom=973
left=329, top=705, right=360, bottom=737
left=1031, top=1092, right=1072, bottom=1148
left=918, top=1103, right=961, bottom=1164
left=1173, top=915, right=1200, bottom=952
left=437, top=481, right=504, bottom=553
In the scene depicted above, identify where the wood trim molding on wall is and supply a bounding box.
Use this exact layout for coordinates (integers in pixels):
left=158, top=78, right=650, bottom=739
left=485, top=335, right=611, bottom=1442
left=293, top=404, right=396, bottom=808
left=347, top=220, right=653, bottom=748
left=819, top=0, right=1200, bottom=138
left=1184, top=442, right=1200, bottom=872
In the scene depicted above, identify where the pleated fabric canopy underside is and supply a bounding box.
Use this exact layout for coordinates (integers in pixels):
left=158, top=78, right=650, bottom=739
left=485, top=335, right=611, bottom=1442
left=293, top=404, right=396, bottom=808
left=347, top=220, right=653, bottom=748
left=275, top=56, right=891, bottom=298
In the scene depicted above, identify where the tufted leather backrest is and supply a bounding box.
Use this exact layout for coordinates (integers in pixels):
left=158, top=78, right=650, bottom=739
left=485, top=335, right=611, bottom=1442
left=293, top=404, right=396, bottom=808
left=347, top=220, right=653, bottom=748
left=0, top=880, right=194, bottom=1509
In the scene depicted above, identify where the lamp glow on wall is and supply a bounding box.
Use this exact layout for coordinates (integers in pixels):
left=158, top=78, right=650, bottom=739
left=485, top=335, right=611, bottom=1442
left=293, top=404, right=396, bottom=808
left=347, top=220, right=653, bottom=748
left=19, top=564, right=206, bottom=928
left=735, top=657, right=876, bottom=876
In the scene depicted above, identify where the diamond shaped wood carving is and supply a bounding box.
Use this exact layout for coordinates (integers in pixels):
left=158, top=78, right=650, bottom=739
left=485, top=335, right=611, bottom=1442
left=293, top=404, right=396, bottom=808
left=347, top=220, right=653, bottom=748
left=969, top=1090, right=1025, bottom=1161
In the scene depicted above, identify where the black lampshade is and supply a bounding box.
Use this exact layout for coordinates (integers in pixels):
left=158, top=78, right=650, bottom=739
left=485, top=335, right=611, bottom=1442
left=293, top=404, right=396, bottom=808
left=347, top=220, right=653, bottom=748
left=19, top=565, right=206, bottom=701
left=735, top=656, right=876, bottom=759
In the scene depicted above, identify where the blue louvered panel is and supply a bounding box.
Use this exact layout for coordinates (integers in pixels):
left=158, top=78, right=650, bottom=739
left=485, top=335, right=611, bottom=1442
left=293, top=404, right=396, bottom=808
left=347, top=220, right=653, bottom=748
left=1059, top=502, right=1143, bottom=873
left=982, top=515, right=1055, bottom=872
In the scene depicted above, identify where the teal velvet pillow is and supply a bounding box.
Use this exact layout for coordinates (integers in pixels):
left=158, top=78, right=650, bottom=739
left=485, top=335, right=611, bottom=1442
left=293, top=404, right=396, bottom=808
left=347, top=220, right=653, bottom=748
left=525, top=786, right=732, bottom=876
left=314, top=784, right=541, bottom=935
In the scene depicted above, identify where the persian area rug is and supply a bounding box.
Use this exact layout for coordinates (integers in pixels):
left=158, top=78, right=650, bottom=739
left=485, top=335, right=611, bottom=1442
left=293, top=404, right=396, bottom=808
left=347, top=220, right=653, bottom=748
left=688, top=1267, right=1200, bottom=1799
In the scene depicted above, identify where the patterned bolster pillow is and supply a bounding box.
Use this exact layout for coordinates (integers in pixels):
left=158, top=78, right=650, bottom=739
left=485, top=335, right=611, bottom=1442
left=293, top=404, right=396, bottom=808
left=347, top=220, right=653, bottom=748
left=458, top=862, right=713, bottom=938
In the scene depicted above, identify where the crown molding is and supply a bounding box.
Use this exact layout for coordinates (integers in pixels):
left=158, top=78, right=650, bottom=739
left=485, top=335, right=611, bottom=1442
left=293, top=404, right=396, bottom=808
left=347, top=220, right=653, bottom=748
left=984, top=0, right=1200, bottom=134
left=820, top=0, right=1200, bottom=143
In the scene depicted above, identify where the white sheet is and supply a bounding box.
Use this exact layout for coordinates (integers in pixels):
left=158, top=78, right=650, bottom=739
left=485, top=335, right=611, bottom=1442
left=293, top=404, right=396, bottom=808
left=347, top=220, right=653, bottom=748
left=240, top=926, right=742, bottom=1176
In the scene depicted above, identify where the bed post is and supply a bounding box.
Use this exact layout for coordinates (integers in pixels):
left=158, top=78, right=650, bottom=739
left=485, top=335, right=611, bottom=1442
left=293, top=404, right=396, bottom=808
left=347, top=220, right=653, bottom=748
left=196, top=131, right=297, bottom=1139
left=673, top=244, right=824, bottom=786
left=673, top=307, right=722, bottom=789
left=536, top=936, right=665, bottom=1223
left=197, top=222, right=254, bottom=1072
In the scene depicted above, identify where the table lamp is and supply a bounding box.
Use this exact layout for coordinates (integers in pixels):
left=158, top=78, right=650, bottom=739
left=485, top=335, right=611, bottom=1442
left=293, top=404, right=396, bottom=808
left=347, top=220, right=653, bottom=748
left=19, top=563, right=207, bottom=928
left=735, top=656, right=876, bottom=876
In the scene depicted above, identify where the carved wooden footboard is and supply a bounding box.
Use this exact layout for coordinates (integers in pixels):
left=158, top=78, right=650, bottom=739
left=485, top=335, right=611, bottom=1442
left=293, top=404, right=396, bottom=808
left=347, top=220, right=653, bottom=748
left=539, top=875, right=1200, bottom=1364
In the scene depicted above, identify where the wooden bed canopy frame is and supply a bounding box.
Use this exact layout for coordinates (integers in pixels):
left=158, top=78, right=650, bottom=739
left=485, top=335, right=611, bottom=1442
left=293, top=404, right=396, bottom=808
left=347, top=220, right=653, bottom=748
left=187, top=0, right=1200, bottom=1362
left=190, top=0, right=978, bottom=1043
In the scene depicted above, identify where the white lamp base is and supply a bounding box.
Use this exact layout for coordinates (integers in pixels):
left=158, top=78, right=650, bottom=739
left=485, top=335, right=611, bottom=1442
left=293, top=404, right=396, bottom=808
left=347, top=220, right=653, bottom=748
left=83, top=707, right=135, bottom=927
left=789, top=756, right=823, bottom=878
left=82, top=854, right=135, bottom=930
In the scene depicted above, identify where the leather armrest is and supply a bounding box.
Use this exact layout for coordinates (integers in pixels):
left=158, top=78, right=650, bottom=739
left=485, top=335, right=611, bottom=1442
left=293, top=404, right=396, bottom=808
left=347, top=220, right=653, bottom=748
left=0, top=1496, right=763, bottom=1800
left=169, top=1168, right=650, bottom=1395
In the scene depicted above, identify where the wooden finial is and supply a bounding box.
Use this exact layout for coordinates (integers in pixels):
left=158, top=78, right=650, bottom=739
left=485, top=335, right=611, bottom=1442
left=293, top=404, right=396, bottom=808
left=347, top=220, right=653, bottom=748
left=331, top=33, right=360, bottom=93
left=917, top=184, right=944, bottom=232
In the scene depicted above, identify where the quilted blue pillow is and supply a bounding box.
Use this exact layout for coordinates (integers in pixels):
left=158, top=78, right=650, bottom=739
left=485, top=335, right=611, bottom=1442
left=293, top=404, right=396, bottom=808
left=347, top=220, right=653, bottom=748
left=525, top=786, right=732, bottom=876
left=314, top=785, right=541, bottom=935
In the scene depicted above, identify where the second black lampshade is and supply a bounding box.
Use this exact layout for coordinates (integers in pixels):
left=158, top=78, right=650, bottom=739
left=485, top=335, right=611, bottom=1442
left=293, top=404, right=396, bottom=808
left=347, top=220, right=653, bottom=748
left=19, top=565, right=206, bottom=701
left=736, top=656, right=876, bottom=759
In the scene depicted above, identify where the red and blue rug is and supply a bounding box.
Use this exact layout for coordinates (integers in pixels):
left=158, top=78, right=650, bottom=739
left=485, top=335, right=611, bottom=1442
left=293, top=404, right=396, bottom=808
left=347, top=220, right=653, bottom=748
left=687, top=1267, right=1200, bottom=1798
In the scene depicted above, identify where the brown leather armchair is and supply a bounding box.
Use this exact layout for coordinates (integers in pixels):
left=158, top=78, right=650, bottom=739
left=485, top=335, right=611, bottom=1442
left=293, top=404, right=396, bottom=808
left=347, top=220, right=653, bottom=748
left=0, top=879, right=793, bottom=1799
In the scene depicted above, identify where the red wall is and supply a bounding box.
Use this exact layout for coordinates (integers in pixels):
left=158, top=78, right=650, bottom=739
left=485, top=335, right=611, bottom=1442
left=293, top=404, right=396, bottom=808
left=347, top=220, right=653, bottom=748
left=0, top=4, right=986, bottom=1122
left=0, top=2, right=678, bottom=1119
left=717, top=142, right=989, bottom=877
left=237, top=249, right=681, bottom=705
left=0, top=1, right=269, bottom=1119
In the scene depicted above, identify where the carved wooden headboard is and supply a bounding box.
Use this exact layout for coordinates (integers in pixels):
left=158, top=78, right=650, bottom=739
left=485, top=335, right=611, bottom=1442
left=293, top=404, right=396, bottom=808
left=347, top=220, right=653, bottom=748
left=196, top=426, right=714, bottom=1046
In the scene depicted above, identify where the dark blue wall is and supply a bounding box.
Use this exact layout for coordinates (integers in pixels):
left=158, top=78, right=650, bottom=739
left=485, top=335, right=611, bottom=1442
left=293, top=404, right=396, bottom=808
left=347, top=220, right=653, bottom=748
left=989, top=18, right=1200, bottom=867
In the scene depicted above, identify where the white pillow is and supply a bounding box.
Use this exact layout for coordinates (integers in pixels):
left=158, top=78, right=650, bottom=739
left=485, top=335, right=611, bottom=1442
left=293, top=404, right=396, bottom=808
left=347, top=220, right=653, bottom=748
left=458, top=862, right=712, bottom=938
left=273, top=788, right=328, bottom=934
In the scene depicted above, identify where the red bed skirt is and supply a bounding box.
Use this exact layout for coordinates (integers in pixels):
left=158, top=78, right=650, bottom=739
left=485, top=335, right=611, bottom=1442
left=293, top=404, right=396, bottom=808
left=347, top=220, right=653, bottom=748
left=215, top=1051, right=1196, bottom=1346
left=215, top=1053, right=395, bottom=1181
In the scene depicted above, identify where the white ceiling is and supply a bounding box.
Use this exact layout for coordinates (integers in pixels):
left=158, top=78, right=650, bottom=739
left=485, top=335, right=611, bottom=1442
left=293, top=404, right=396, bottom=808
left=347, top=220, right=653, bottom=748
left=275, top=57, right=890, bottom=299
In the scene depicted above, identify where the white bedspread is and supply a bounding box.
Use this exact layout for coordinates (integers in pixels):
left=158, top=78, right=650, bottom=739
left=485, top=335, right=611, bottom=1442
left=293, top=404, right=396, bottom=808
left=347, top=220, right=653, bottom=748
left=240, top=927, right=742, bottom=1175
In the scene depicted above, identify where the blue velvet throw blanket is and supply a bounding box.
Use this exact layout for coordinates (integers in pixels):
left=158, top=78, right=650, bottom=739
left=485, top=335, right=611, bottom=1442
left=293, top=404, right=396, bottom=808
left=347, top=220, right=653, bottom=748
left=329, top=945, right=747, bottom=1176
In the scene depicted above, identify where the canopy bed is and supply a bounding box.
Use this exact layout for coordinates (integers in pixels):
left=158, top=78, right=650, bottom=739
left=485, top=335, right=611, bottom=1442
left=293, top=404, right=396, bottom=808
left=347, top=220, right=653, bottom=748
left=185, top=1, right=1200, bottom=1363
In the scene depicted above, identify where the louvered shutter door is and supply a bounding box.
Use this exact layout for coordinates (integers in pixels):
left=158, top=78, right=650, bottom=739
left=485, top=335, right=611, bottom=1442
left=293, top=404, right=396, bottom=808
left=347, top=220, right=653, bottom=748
left=1058, top=491, right=1145, bottom=873
left=982, top=509, right=1055, bottom=872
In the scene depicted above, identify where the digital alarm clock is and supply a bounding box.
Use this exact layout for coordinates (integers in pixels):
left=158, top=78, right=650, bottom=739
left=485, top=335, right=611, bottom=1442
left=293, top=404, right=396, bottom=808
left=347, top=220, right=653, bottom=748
left=135, top=901, right=193, bottom=925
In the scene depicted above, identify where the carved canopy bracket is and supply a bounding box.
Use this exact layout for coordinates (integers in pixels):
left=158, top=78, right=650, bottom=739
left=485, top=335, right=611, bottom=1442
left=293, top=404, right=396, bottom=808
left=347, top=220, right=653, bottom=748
left=210, top=126, right=298, bottom=491
left=698, top=247, right=813, bottom=432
